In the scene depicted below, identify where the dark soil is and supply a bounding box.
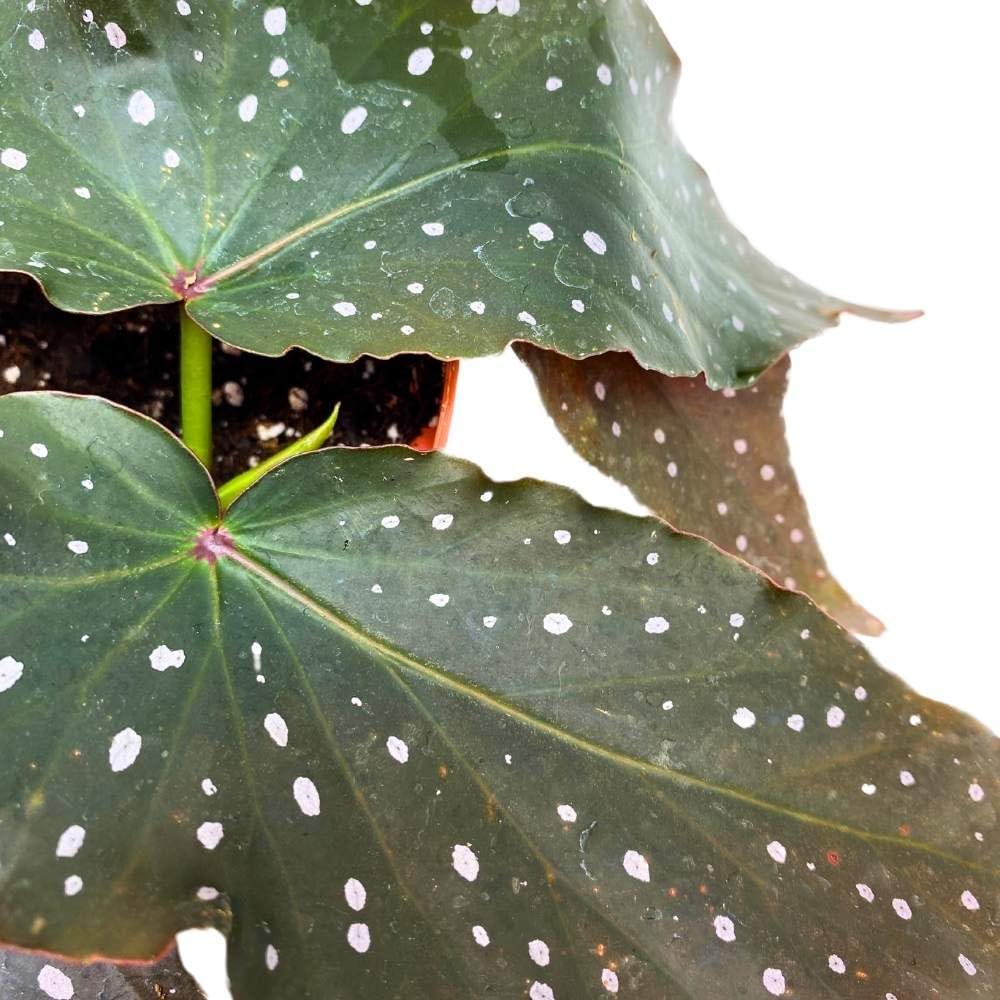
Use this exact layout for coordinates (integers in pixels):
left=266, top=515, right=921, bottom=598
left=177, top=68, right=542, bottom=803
left=0, top=273, right=445, bottom=480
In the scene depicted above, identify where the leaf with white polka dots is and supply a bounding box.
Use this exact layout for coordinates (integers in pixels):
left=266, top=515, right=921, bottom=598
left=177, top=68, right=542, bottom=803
left=518, top=345, right=882, bottom=634
left=1, top=392, right=995, bottom=999
left=0, top=946, right=204, bottom=999
left=0, top=1, right=914, bottom=386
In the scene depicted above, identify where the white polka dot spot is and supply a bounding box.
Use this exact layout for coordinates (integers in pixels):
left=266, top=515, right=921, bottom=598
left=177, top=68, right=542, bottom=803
left=407, top=47, right=434, bottom=75
left=645, top=617, right=669, bottom=635
left=387, top=736, right=409, bottom=763
left=264, top=712, right=289, bottom=747
left=347, top=923, right=371, bottom=953
left=37, top=966, right=73, bottom=1000
left=766, top=841, right=786, bottom=864
left=583, top=230, right=607, bottom=255
left=344, top=877, right=367, bottom=911
left=341, top=106, right=369, bottom=135
left=127, top=91, right=156, bottom=126
left=713, top=915, right=736, bottom=942
left=149, top=645, right=185, bottom=672
left=452, top=843, right=479, bottom=881
left=528, top=939, right=550, bottom=967
left=196, top=821, right=224, bottom=850
left=293, top=776, right=321, bottom=816
left=762, top=968, right=786, bottom=996
left=622, top=849, right=650, bottom=882
left=55, top=825, right=85, bottom=858
left=543, top=612, right=572, bottom=636
left=263, top=7, right=287, bottom=35
left=109, top=727, right=142, bottom=772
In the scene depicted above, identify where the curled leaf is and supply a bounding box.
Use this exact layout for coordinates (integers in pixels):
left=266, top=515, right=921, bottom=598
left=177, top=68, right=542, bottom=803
left=518, top=345, right=882, bottom=634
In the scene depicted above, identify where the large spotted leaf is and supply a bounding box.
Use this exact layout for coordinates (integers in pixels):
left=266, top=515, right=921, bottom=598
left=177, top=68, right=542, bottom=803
left=0, top=946, right=204, bottom=1000
left=518, top=345, right=882, bottom=634
left=0, top=393, right=996, bottom=999
left=0, top=1, right=911, bottom=386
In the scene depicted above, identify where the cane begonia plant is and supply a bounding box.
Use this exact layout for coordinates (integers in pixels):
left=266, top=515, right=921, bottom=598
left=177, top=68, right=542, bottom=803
left=0, top=3, right=993, bottom=999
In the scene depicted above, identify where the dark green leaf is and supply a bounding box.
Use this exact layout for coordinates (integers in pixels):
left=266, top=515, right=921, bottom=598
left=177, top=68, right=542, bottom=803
left=1, top=393, right=995, bottom=999
left=0, top=2, right=913, bottom=386
left=0, top=946, right=205, bottom=1000
left=518, top=345, right=881, bottom=634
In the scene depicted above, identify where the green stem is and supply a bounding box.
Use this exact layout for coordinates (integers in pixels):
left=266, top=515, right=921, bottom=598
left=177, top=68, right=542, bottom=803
left=179, top=308, right=213, bottom=469
left=217, top=403, right=341, bottom=511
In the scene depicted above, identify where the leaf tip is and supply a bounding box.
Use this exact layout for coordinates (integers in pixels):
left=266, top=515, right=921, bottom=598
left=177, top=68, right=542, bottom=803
left=838, top=304, right=925, bottom=324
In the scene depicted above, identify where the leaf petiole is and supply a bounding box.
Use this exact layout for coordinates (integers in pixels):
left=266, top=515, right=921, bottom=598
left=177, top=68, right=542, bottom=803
left=216, top=403, right=341, bottom=511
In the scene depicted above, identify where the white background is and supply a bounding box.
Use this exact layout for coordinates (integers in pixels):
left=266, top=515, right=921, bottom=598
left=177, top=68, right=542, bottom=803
left=182, top=1, right=1000, bottom=993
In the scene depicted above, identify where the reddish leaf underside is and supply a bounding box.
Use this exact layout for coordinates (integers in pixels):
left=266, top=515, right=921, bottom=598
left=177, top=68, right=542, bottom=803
left=0, top=945, right=204, bottom=999
left=518, top=345, right=882, bottom=635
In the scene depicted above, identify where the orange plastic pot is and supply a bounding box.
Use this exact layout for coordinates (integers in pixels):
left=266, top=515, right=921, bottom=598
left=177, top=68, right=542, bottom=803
left=409, top=360, right=459, bottom=453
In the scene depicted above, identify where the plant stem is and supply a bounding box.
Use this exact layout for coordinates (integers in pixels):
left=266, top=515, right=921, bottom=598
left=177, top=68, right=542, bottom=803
left=179, top=308, right=213, bottom=468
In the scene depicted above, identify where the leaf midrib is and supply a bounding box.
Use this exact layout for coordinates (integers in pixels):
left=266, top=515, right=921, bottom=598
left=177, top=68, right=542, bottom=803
left=195, top=140, right=636, bottom=291
left=220, top=540, right=996, bottom=878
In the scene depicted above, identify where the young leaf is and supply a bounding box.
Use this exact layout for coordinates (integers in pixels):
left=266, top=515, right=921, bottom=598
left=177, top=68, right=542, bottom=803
left=216, top=403, right=340, bottom=511
left=0, top=393, right=995, bottom=999
left=0, top=2, right=913, bottom=386
left=0, top=946, right=205, bottom=1000
left=518, top=345, right=882, bottom=634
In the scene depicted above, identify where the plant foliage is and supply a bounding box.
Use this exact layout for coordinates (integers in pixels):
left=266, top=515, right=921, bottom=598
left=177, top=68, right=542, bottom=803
left=0, top=393, right=995, bottom=998
left=518, top=346, right=882, bottom=634
left=0, top=0, right=910, bottom=385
